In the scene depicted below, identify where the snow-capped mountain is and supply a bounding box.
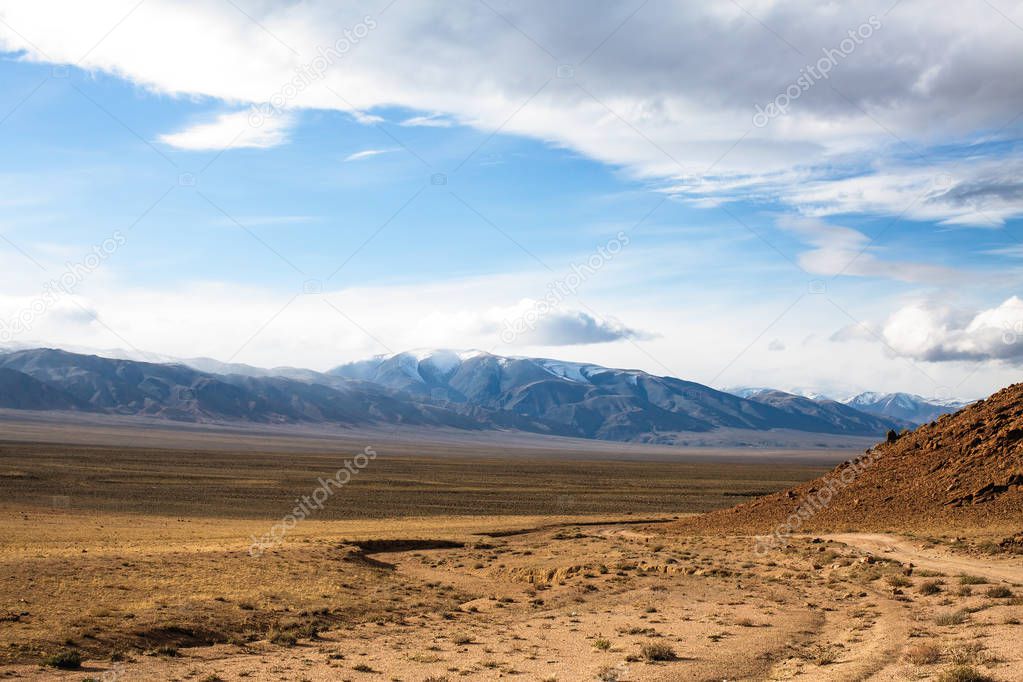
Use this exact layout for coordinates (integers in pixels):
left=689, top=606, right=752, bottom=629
left=841, top=392, right=971, bottom=425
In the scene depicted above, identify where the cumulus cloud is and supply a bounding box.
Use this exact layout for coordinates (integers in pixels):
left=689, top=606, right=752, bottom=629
left=525, top=310, right=651, bottom=346
left=158, top=111, right=293, bottom=150
left=482, top=299, right=653, bottom=346
left=2, top=1, right=1022, bottom=221
left=837, top=297, right=1023, bottom=362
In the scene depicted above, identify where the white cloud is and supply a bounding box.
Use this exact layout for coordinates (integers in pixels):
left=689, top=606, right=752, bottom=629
left=343, top=148, right=395, bottom=162
left=985, top=245, right=1023, bottom=258
left=782, top=158, right=1023, bottom=227
left=400, top=113, right=454, bottom=128
left=2, top=1, right=1021, bottom=221
left=350, top=111, right=384, bottom=125
left=158, top=111, right=293, bottom=151
left=777, top=215, right=963, bottom=283
left=835, top=297, right=1023, bottom=363
left=478, top=299, right=653, bottom=346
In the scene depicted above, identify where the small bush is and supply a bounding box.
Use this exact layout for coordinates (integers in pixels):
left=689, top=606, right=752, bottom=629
left=937, top=665, right=994, bottom=682
left=935, top=609, right=969, bottom=626
left=887, top=575, right=913, bottom=588
left=268, top=629, right=297, bottom=647
left=919, top=580, right=943, bottom=595
left=946, top=642, right=987, bottom=665
left=593, top=637, right=612, bottom=650
left=43, top=650, right=81, bottom=669
left=451, top=633, right=474, bottom=645
left=352, top=663, right=375, bottom=673
left=640, top=642, right=678, bottom=661
left=986, top=586, right=1013, bottom=598
left=807, top=644, right=839, bottom=665
left=905, top=643, right=942, bottom=665
left=958, top=575, right=989, bottom=585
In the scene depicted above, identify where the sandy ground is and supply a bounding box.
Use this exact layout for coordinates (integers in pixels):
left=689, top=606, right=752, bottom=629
left=4, top=518, right=1021, bottom=681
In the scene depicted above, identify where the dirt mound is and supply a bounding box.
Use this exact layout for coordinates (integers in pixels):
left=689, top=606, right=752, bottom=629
left=680, top=383, right=1023, bottom=538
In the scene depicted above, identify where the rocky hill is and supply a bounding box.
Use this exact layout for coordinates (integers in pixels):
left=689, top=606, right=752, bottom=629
left=682, top=383, right=1023, bottom=535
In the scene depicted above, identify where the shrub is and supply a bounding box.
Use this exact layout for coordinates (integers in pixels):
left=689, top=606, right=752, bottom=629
left=935, top=609, right=969, bottom=626
left=946, top=642, right=987, bottom=665
left=958, top=575, right=989, bottom=585
left=937, top=665, right=994, bottom=682
left=640, top=642, right=678, bottom=661
left=986, top=586, right=1013, bottom=598
left=887, top=575, right=913, bottom=588
left=919, top=580, right=943, bottom=595
left=807, top=644, right=839, bottom=665
left=268, top=629, right=297, bottom=646
left=43, top=650, right=82, bottom=669
left=593, top=637, right=611, bottom=650
left=904, top=643, right=942, bottom=665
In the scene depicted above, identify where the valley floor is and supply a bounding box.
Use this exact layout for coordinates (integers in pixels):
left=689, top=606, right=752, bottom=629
left=2, top=508, right=1021, bottom=681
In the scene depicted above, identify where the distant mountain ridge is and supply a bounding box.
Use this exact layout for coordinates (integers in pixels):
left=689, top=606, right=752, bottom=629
left=841, top=391, right=970, bottom=425
left=0, top=347, right=916, bottom=444
left=727, top=387, right=970, bottom=426
left=330, top=350, right=907, bottom=439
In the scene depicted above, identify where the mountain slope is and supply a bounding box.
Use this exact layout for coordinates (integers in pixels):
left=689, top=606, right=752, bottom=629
left=682, top=382, right=1023, bottom=534
left=0, top=367, right=86, bottom=410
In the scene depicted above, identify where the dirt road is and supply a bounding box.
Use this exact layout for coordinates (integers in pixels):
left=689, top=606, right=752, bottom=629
left=827, top=532, right=1023, bottom=583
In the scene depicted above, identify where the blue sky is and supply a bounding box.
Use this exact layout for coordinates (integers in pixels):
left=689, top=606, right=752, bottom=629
left=0, top=1, right=1021, bottom=399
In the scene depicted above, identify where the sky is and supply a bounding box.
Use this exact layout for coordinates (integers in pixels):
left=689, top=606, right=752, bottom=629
left=0, top=0, right=1021, bottom=400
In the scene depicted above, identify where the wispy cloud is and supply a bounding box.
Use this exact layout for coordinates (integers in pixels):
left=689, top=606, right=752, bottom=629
left=344, top=148, right=396, bottom=162
left=985, top=245, right=1023, bottom=258
left=400, top=113, right=454, bottom=128
left=350, top=110, right=384, bottom=125
left=777, top=215, right=964, bottom=283
left=158, top=111, right=294, bottom=151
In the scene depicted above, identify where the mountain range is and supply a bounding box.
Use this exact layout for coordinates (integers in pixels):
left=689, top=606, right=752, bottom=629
left=728, top=386, right=969, bottom=425
left=0, top=347, right=921, bottom=444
